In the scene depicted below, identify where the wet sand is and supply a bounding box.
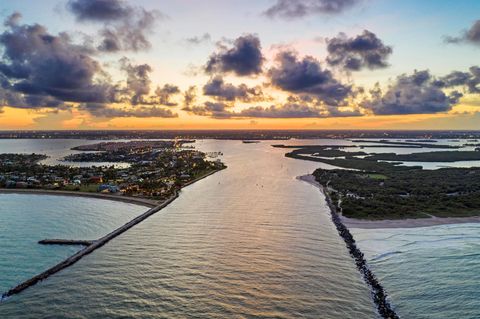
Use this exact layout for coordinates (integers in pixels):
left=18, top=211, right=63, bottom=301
left=298, top=174, right=480, bottom=229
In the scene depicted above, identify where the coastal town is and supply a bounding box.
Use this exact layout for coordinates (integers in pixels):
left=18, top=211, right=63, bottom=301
left=0, top=140, right=225, bottom=200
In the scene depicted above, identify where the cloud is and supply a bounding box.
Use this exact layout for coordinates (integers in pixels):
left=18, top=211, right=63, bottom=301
left=118, top=58, right=180, bottom=106
left=155, top=84, right=180, bottom=106
left=264, top=0, right=360, bottom=19
left=268, top=50, right=352, bottom=105
left=185, top=33, right=211, bottom=45
left=0, top=13, right=116, bottom=107
left=445, top=20, right=480, bottom=46
left=437, top=66, right=480, bottom=93
left=239, top=103, right=361, bottom=118
left=205, top=34, right=264, bottom=76
left=67, top=0, right=130, bottom=21
left=183, top=86, right=197, bottom=107
left=326, top=30, right=392, bottom=71
left=81, top=103, right=177, bottom=118
left=67, top=0, right=162, bottom=52
left=0, top=84, right=68, bottom=109
left=362, top=70, right=462, bottom=115
left=0, top=14, right=180, bottom=119
left=120, top=57, right=152, bottom=105
left=183, top=98, right=362, bottom=119
left=183, top=101, right=233, bottom=119
left=203, top=76, right=264, bottom=102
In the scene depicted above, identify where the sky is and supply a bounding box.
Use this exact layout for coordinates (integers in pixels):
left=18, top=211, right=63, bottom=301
left=1, top=0, right=480, bottom=130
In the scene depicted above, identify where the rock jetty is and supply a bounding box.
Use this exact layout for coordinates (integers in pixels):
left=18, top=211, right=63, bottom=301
left=1, top=192, right=179, bottom=300
left=323, top=187, right=400, bottom=319
left=38, top=239, right=93, bottom=246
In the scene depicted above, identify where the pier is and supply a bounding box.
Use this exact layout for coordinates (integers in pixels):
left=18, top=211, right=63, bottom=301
left=38, top=239, right=93, bottom=246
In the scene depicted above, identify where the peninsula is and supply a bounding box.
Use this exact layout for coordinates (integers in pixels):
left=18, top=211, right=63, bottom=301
left=0, top=140, right=225, bottom=200
left=281, top=144, right=480, bottom=222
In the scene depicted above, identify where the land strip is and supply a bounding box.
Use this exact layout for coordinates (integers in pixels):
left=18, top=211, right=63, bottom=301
left=1, top=166, right=225, bottom=300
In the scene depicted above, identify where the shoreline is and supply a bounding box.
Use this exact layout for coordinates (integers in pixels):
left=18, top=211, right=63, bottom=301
left=0, top=189, right=157, bottom=208
left=0, top=167, right=226, bottom=209
left=298, top=174, right=480, bottom=229
left=298, top=174, right=399, bottom=318
left=1, top=167, right=225, bottom=300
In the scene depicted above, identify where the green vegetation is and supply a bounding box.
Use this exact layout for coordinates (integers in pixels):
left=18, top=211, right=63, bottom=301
left=364, top=173, right=388, bottom=180
left=350, top=139, right=460, bottom=149
left=314, top=162, right=480, bottom=220
left=286, top=146, right=367, bottom=158
left=366, top=151, right=480, bottom=162
left=284, top=145, right=480, bottom=220
left=0, top=148, right=226, bottom=200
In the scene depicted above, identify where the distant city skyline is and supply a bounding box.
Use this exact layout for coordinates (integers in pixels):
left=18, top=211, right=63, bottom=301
left=1, top=0, right=480, bottom=129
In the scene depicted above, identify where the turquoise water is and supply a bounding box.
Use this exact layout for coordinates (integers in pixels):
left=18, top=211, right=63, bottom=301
left=352, top=224, right=480, bottom=319
left=0, top=194, right=146, bottom=293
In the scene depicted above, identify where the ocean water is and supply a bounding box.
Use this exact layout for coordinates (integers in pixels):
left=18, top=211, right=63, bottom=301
left=352, top=224, right=480, bottom=319
left=0, top=140, right=376, bottom=318
left=1, top=138, right=479, bottom=318
left=0, top=194, right=146, bottom=293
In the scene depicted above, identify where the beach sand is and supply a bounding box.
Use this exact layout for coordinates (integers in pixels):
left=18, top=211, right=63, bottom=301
left=0, top=189, right=157, bottom=207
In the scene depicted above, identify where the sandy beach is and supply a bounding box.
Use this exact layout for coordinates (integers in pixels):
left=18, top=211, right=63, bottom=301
left=0, top=168, right=226, bottom=209
left=298, top=174, right=480, bottom=229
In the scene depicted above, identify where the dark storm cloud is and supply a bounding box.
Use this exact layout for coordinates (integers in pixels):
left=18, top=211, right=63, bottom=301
left=205, top=34, right=264, bottom=76
left=326, top=30, right=392, bottom=71
left=203, top=76, right=263, bottom=102
left=362, top=70, right=462, bottom=115
left=81, top=103, right=177, bottom=118
left=264, top=0, right=359, bottom=19
left=268, top=50, right=352, bottom=105
left=67, top=0, right=162, bottom=52
left=0, top=13, right=117, bottom=108
left=155, top=84, right=180, bottom=106
left=445, top=20, right=480, bottom=45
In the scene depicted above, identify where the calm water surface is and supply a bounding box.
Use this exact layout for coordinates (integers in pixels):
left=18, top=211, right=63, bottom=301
left=0, top=138, right=130, bottom=167
left=0, top=195, right=146, bottom=293
left=352, top=224, right=480, bottom=319
left=0, top=140, right=376, bottom=318
left=1, top=138, right=480, bottom=318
